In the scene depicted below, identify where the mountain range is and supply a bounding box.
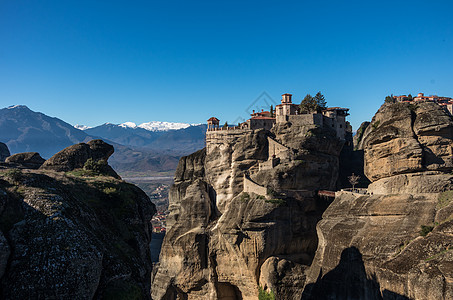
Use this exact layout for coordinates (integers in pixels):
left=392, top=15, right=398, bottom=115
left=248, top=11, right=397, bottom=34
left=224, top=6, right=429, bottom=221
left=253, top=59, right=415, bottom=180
left=0, top=105, right=206, bottom=176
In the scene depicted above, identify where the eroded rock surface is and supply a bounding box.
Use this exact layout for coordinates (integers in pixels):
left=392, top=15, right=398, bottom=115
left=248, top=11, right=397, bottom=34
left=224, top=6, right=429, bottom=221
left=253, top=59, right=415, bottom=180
left=5, top=152, right=45, bottom=169
left=0, top=146, right=155, bottom=299
left=304, top=187, right=453, bottom=300
left=362, top=102, right=453, bottom=181
left=152, top=121, right=343, bottom=299
left=304, top=101, right=453, bottom=299
left=40, top=139, right=120, bottom=179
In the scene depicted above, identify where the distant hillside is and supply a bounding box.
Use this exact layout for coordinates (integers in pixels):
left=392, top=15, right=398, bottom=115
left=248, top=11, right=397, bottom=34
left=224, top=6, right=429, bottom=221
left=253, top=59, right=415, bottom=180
left=85, top=123, right=164, bottom=148
left=0, top=105, right=91, bottom=158
left=109, top=144, right=181, bottom=176
left=85, top=123, right=207, bottom=154
left=0, top=105, right=206, bottom=176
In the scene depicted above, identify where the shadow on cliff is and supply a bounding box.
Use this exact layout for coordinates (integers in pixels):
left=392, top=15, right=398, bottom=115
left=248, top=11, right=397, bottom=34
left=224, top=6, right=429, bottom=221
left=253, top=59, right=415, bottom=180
left=302, top=247, right=410, bottom=300
left=338, top=149, right=371, bottom=189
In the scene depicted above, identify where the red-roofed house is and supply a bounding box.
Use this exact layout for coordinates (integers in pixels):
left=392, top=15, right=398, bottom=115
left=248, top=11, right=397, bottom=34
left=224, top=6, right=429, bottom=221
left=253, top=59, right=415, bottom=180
left=207, top=117, right=220, bottom=130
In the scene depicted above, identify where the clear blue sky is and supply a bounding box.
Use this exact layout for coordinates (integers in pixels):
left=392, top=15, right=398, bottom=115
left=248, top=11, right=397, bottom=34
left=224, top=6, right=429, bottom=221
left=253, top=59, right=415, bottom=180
left=1, top=0, right=452, bottom=130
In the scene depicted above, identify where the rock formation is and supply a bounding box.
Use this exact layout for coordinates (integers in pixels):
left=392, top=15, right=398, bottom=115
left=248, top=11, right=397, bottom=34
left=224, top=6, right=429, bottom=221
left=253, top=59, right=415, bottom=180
left=353, top=121, right=370, bottom=150
left=5, top=152, right=45, bottom=169
left=0, top=142, right=155, bottom=299
left=0, top=143, right=9, bottom=162
left=361, top=102, right=453, bottom=181
left=152, top=100, right=453, bottom=299
left=41, top=139, right=120, bottom=179
left=152, top=120, right=344, bottom=299
left=304, top=101, right=453, bottom=299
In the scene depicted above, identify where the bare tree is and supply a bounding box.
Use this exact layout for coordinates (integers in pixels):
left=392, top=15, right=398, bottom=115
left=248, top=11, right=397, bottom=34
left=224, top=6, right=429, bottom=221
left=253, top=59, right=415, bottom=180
left=348, top=173, right=360, bottom=191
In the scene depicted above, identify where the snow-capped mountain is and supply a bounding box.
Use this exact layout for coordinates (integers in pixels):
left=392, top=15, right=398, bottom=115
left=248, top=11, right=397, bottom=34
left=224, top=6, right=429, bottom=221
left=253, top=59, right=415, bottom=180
left=77, top=121, right=193, bottom=132
left=74, top=124, right=92, bottom=130
left=0, top=105, right=207, bottom=176
left=83, top=122, right=207, bottom=152
left=120, top=121, right=191, bottom=131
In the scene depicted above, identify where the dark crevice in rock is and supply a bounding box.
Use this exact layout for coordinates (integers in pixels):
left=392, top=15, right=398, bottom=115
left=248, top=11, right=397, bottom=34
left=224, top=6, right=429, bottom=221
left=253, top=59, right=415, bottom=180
left=410, top=108, right=425, bottom=169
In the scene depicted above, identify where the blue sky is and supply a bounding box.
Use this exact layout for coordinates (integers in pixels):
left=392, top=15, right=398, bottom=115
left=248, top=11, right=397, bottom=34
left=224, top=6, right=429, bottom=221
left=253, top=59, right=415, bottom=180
left=1, top=0, right=452, bottom=130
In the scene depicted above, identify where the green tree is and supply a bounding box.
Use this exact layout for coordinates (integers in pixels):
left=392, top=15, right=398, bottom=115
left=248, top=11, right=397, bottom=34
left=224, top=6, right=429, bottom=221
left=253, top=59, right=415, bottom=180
left=270, top=105, right=274, bottom=118
left=314, top=91, right=327, bottom=111
left=222, top=122, right=228, bottom=129
left=407, top=94, right=413, bottom=101
left=299, top=94, right=318, bottom=113
left=384, top=95, right=395, bottom=103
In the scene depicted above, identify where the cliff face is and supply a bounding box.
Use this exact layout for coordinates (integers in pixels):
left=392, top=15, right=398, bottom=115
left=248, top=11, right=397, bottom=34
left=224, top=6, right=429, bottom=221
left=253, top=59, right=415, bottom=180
left=0, top=142, right=156, bottom=299
left=152, top=121, right=343, bottom=299
left=304, top=101, right=453, bottom=299
left=153, top=101, right=453, bottom=299
left=361, top=102, right=453, bottom=182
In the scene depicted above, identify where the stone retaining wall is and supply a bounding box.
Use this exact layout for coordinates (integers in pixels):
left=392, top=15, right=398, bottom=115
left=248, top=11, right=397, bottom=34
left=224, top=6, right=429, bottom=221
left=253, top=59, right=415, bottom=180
left=243, top=176, right=267, bottom=197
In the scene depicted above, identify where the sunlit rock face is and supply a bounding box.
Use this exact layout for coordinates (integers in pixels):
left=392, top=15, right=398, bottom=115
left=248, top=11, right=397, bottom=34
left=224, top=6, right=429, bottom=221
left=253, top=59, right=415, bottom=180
left=152, top=122, right=344, bottom=299
left=304, top=102, right=453, bottom=300
left=362, top=102, right=453, bottom=182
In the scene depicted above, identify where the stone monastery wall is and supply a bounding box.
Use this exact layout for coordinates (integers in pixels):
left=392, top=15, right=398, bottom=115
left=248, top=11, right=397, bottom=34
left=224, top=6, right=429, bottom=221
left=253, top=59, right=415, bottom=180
left=287, top=113, right=324, bottom=126
left=243, top=176, right=267, bottom=197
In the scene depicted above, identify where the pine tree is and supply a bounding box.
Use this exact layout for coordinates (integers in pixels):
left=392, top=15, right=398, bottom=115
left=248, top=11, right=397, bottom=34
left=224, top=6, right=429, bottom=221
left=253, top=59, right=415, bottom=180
left=384, top=95, right=395, bottom=104
left=299, top=94, right=318, bottom=113
left=270, top=105, right=274, bottom=117
left=314, top=92, right=327, bottom=111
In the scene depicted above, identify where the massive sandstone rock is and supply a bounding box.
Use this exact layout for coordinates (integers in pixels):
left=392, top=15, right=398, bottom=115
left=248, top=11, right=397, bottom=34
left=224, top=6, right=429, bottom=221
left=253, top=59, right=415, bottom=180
left=353, top=121, right=370, bottom=150
left=152, top=121, right=343, bottom=299
left=0, top=143, right=10, bottom=162
left=5, top=152, right=45, bottom=169
left=0, top=160, right=155, bottom=298
left=40, top=139, right=120, bottom=179
left=361, top=102, right=453, bottom=182
left=303, top=101, right=453, bottom=299
left=153, top=101, right=453, bottom=299
left=303, top=188, right=453, bottom=300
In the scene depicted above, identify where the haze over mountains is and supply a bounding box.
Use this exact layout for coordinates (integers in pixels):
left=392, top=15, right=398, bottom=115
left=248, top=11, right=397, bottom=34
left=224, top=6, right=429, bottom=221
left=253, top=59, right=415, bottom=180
left=0, top=105, right=206, bottom=176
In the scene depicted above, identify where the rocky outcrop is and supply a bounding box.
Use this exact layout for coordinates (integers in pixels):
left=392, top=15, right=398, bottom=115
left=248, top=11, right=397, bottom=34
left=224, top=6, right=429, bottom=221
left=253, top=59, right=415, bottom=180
left=0, top=158, right=155, bottom=299
left=40, top=139, right=120, bottom=179
left=5, top=152, right=45, bottom=169
left=153, top=100, right=453, bottom=299
left=354, top=121, right=370, bottom=150
left=0, top=143, right=10, bottom=162
left=304, top=187, right=453, bottom=299
left=304, top=101, right=453, bottom=299
left=361, top=102, right=453, bottom=182
left=152, top=121, right=344, bottom=299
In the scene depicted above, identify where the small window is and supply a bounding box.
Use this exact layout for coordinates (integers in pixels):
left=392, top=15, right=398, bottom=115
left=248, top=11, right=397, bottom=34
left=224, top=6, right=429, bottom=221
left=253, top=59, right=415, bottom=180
left=339, top=124, right=342, bottom=128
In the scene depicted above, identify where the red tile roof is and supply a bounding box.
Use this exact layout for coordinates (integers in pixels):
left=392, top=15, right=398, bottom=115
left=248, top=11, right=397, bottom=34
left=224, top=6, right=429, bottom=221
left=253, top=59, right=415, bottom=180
left=251, top=116, right=276, bottom=120
left=207, top=117, right=219, bottom=122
